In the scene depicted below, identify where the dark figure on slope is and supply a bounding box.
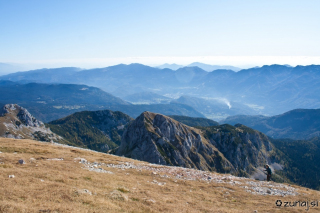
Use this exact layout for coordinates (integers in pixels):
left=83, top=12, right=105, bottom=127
left=265, top=164, right=272, bottom=181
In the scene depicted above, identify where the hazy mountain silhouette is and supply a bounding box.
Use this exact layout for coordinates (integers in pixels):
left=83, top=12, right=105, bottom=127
left=187, top=62, right=241, bottom=72
left=155, top=63, right=183, bottom=70
left=2, top=63, right=320, bottom=117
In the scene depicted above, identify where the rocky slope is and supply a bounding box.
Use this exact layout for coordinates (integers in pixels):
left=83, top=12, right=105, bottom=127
left=116, top=112, right=279, bottom=177
left=199, top=124, right=277, bottom=177
left=0, top=104, right=64, bottom=142
left=48, top=110, right=133, bottom=152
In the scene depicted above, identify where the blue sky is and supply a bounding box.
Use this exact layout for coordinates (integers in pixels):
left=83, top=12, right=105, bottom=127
left=0, top=0, right=320, bottom=70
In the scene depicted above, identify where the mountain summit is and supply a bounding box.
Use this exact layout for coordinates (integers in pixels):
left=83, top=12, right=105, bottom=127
left=116, top=111, right=278, bottom=177
left=116, top=111, right=232, bottom=172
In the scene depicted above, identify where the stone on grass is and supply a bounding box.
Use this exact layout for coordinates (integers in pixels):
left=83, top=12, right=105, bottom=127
left=18, top=159, right=26, bottom=164
left=76, top=189, right=92, bottom=195
left=109, top=190, right=128, bottom=201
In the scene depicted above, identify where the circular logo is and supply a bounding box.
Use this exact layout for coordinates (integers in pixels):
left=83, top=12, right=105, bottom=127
left=275, top=200, right=282, bottom=207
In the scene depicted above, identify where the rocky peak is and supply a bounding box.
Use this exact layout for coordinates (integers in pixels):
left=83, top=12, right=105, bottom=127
left=117, top=111, right=281, bottom=178
left=0, top=104, right=63, bottom=142
left=1, top=104, right=43, bottom=127
left=116, top=111, right=233, bottom=172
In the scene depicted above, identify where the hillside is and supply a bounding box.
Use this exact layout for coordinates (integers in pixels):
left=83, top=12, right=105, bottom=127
left=222, top=108, right=320, bottom=140
left=271, top=137, right=320, bottom=189
left=1, top=138, right=319, bottom=212
left=47, top=110, right=133, bottom=152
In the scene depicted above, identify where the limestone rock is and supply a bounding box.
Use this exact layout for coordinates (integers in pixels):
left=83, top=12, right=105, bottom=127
left=116, top=111, right=233, bottom=173
left=0, top=104, right=65, bottom=143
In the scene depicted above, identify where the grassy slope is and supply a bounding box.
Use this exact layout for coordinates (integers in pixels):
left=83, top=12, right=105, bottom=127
left=1, top=138, right=320, bottom=213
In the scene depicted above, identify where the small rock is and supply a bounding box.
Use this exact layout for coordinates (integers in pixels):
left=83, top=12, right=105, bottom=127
left=76, top=189, right=92, bottom=195
left=146, top=199, right=156, bottom=204
left=18, top=159, right=26, bottom=164
left=109, top=190, right=128, bottom=201
left=9, top=175, right=15, bottom=178
left=40, top=179, right=44, bottom=182
left=47, top=158, right=63, bottom=161
left=29, top=158, right=36, bottom=163
left=74, top=158, right=88, bottom=164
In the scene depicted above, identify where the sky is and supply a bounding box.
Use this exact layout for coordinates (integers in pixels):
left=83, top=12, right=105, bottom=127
left=0, top=0, right=320, bottom=71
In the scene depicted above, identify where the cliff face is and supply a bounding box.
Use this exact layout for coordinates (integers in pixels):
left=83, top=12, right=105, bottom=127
left=117, top=112, right=279, bottom=176
left=201, top=124, right=275, bottom=176
left=116, top=112, right=233, bottom=173
left=0, top=104, right=63, bottom=142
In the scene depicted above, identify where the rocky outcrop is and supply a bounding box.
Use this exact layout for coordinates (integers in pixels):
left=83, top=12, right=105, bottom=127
left=202, top=124, right=276, bottom=176
left=117, top=112, right=280, bottom=177
left=116, top=112, right=233, bottom=173
left=0, top=104, right=64, bottom=142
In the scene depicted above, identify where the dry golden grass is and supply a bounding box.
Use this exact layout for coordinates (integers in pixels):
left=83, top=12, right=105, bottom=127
left=0, top=138, right=320, bottom=213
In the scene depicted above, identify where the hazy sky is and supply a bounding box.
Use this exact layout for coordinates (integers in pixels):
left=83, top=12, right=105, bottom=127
left=1, top=0, right=320, bottom=69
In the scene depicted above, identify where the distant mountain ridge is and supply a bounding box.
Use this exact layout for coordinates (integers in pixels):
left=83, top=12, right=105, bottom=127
left=0, top=81, right=130, bottom=122
left=155, top=62, right=241, bottom=72
left=0, top=81, right=205, bottom=122
left=2, top=63, right=320, bottom=117
left=222, top=108, right=320, bottom=140
left=155, top=63, right=183, bottom=70
left=187, top=62, right=241, bottom=72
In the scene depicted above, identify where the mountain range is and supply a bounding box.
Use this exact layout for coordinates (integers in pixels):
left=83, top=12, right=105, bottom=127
left=155, top=62, right=241, bottom=71
left=0, top=81, right=204, bottom=122
left=2, top=63, right=320, bottom=118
